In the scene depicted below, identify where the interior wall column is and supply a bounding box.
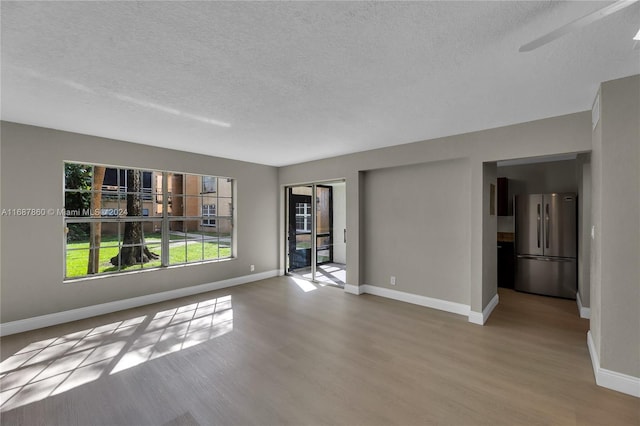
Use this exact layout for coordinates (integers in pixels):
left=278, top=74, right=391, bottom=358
left=345, top=170, right=363, bottom=288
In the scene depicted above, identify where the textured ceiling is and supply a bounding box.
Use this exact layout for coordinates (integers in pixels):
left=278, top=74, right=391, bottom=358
left=2, top=1, right=639, bottom=166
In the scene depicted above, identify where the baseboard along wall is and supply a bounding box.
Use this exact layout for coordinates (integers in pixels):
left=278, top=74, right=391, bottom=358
left=576, top=291, right=591, bottom=319
left=587, top=331, right=640, bottom=398
left=344, top=284, right=499, bottom=325
left=468, top=293, right=500, bottom=325
left=0, top=270, right=281, bottom=337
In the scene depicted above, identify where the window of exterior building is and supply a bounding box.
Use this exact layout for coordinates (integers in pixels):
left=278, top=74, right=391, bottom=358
left=202, top=204, right=216, bottom=227
left=202, top=176, right=216, bottom=193
left=64, top=163, right=234, bottom=280
left=295, top=202, right=311, bottom=232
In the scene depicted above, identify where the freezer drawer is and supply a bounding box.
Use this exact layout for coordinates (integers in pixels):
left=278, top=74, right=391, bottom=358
left=515, top=256, right=576, bottom=299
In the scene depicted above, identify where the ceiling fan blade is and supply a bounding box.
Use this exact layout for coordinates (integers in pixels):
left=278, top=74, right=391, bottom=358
left=519, top=0, right=639, bottom=52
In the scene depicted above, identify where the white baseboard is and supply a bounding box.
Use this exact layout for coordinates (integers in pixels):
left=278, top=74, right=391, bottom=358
left=343, top=284, right=363, bottom=295
left=468, top=293, right=500, bottom=325
left=576, top=292, right=591, bottom=319
left=0, top=270, right=280, bottom=337
left=587, top=331, right=640, bottom=397
left=358, top=285, right=470, bottom=317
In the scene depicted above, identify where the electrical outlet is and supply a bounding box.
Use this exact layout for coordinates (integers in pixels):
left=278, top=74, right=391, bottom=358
left=250, top=264, right=255, bottom=272
left=390, top=276, right=396, bottom=286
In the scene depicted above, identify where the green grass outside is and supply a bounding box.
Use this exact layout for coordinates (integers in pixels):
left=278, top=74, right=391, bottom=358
left=66, top=233, right=231, bottom=279
left=183, top=230, right=231, bottom=238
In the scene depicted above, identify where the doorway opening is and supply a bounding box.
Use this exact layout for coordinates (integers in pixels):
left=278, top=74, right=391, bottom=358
left=494, top=152, right=590, bottom=320
left=286, top=181, right=346, bottom=287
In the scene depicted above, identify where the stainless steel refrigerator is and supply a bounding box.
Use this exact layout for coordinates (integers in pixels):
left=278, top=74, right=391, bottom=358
left=515, top=193, right=577, bottom=299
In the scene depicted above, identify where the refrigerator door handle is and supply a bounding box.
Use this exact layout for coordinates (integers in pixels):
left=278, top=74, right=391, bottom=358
left=517, top=255, right=540, bottom=260
left=545, top=203, right=550, bottom=249
left=537, top=203, right=541, bottom=248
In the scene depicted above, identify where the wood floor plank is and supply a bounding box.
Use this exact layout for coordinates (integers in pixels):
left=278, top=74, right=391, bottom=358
left=1, top=277, right=638, bottom=425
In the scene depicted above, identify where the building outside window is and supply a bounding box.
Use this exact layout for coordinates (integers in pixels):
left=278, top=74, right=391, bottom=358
left=102, top=168, right=153, bottom=199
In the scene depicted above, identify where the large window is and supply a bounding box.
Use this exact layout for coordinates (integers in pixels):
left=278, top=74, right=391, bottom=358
left=64, top=163, right=234, bottom=280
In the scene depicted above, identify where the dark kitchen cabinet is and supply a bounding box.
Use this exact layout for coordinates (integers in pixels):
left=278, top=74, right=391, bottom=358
left=497, top=241, right=515, bottom=289
left=497, top=177, right=509, bottom=216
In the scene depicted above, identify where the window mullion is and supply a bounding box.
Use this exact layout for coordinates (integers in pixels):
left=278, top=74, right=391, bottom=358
left=161, top=172, right=169, bottom=267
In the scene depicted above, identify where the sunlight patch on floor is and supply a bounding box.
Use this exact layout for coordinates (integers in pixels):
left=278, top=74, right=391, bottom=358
left=111, top=296, right=232, bottom=374
left=292, top=277, right=318, bottom=292
left=0, top=296, right=233, bottom=412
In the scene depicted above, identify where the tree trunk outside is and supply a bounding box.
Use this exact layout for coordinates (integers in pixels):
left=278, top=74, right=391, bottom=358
left=110, top=169, right=159, bottom=266
left=88, top=166, right=106, bottom=274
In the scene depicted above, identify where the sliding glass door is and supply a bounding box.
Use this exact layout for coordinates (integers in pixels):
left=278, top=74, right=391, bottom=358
left=286, top=182, right=345, bottom=286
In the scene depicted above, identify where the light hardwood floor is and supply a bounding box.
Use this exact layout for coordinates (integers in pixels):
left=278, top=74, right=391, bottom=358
left=1, top=277, right=638, bottom=425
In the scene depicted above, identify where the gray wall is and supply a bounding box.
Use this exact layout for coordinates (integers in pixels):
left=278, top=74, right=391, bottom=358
left=0, top=122, right=279, bottom=323
left=482, top=162, right=498, bottom=308
left=496, top=159, right=579, bottom=233
left=0, top=131, right=2, bottom=313
left=498, top=159, right=579, bottom=213
left=590, top=88, right=603, bottom=360
left=577, top=154, right=592, bottom=308
left=590, top=75, right=640, bottom=377
left=279, top=111, right=592, bottom=314
left=363, top=159, right=470, bottom=304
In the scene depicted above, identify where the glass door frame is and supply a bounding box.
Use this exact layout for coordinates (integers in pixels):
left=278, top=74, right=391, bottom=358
left=285, top=180, right=343, bottom=284
left=287, top=186, right=314, bottom=275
